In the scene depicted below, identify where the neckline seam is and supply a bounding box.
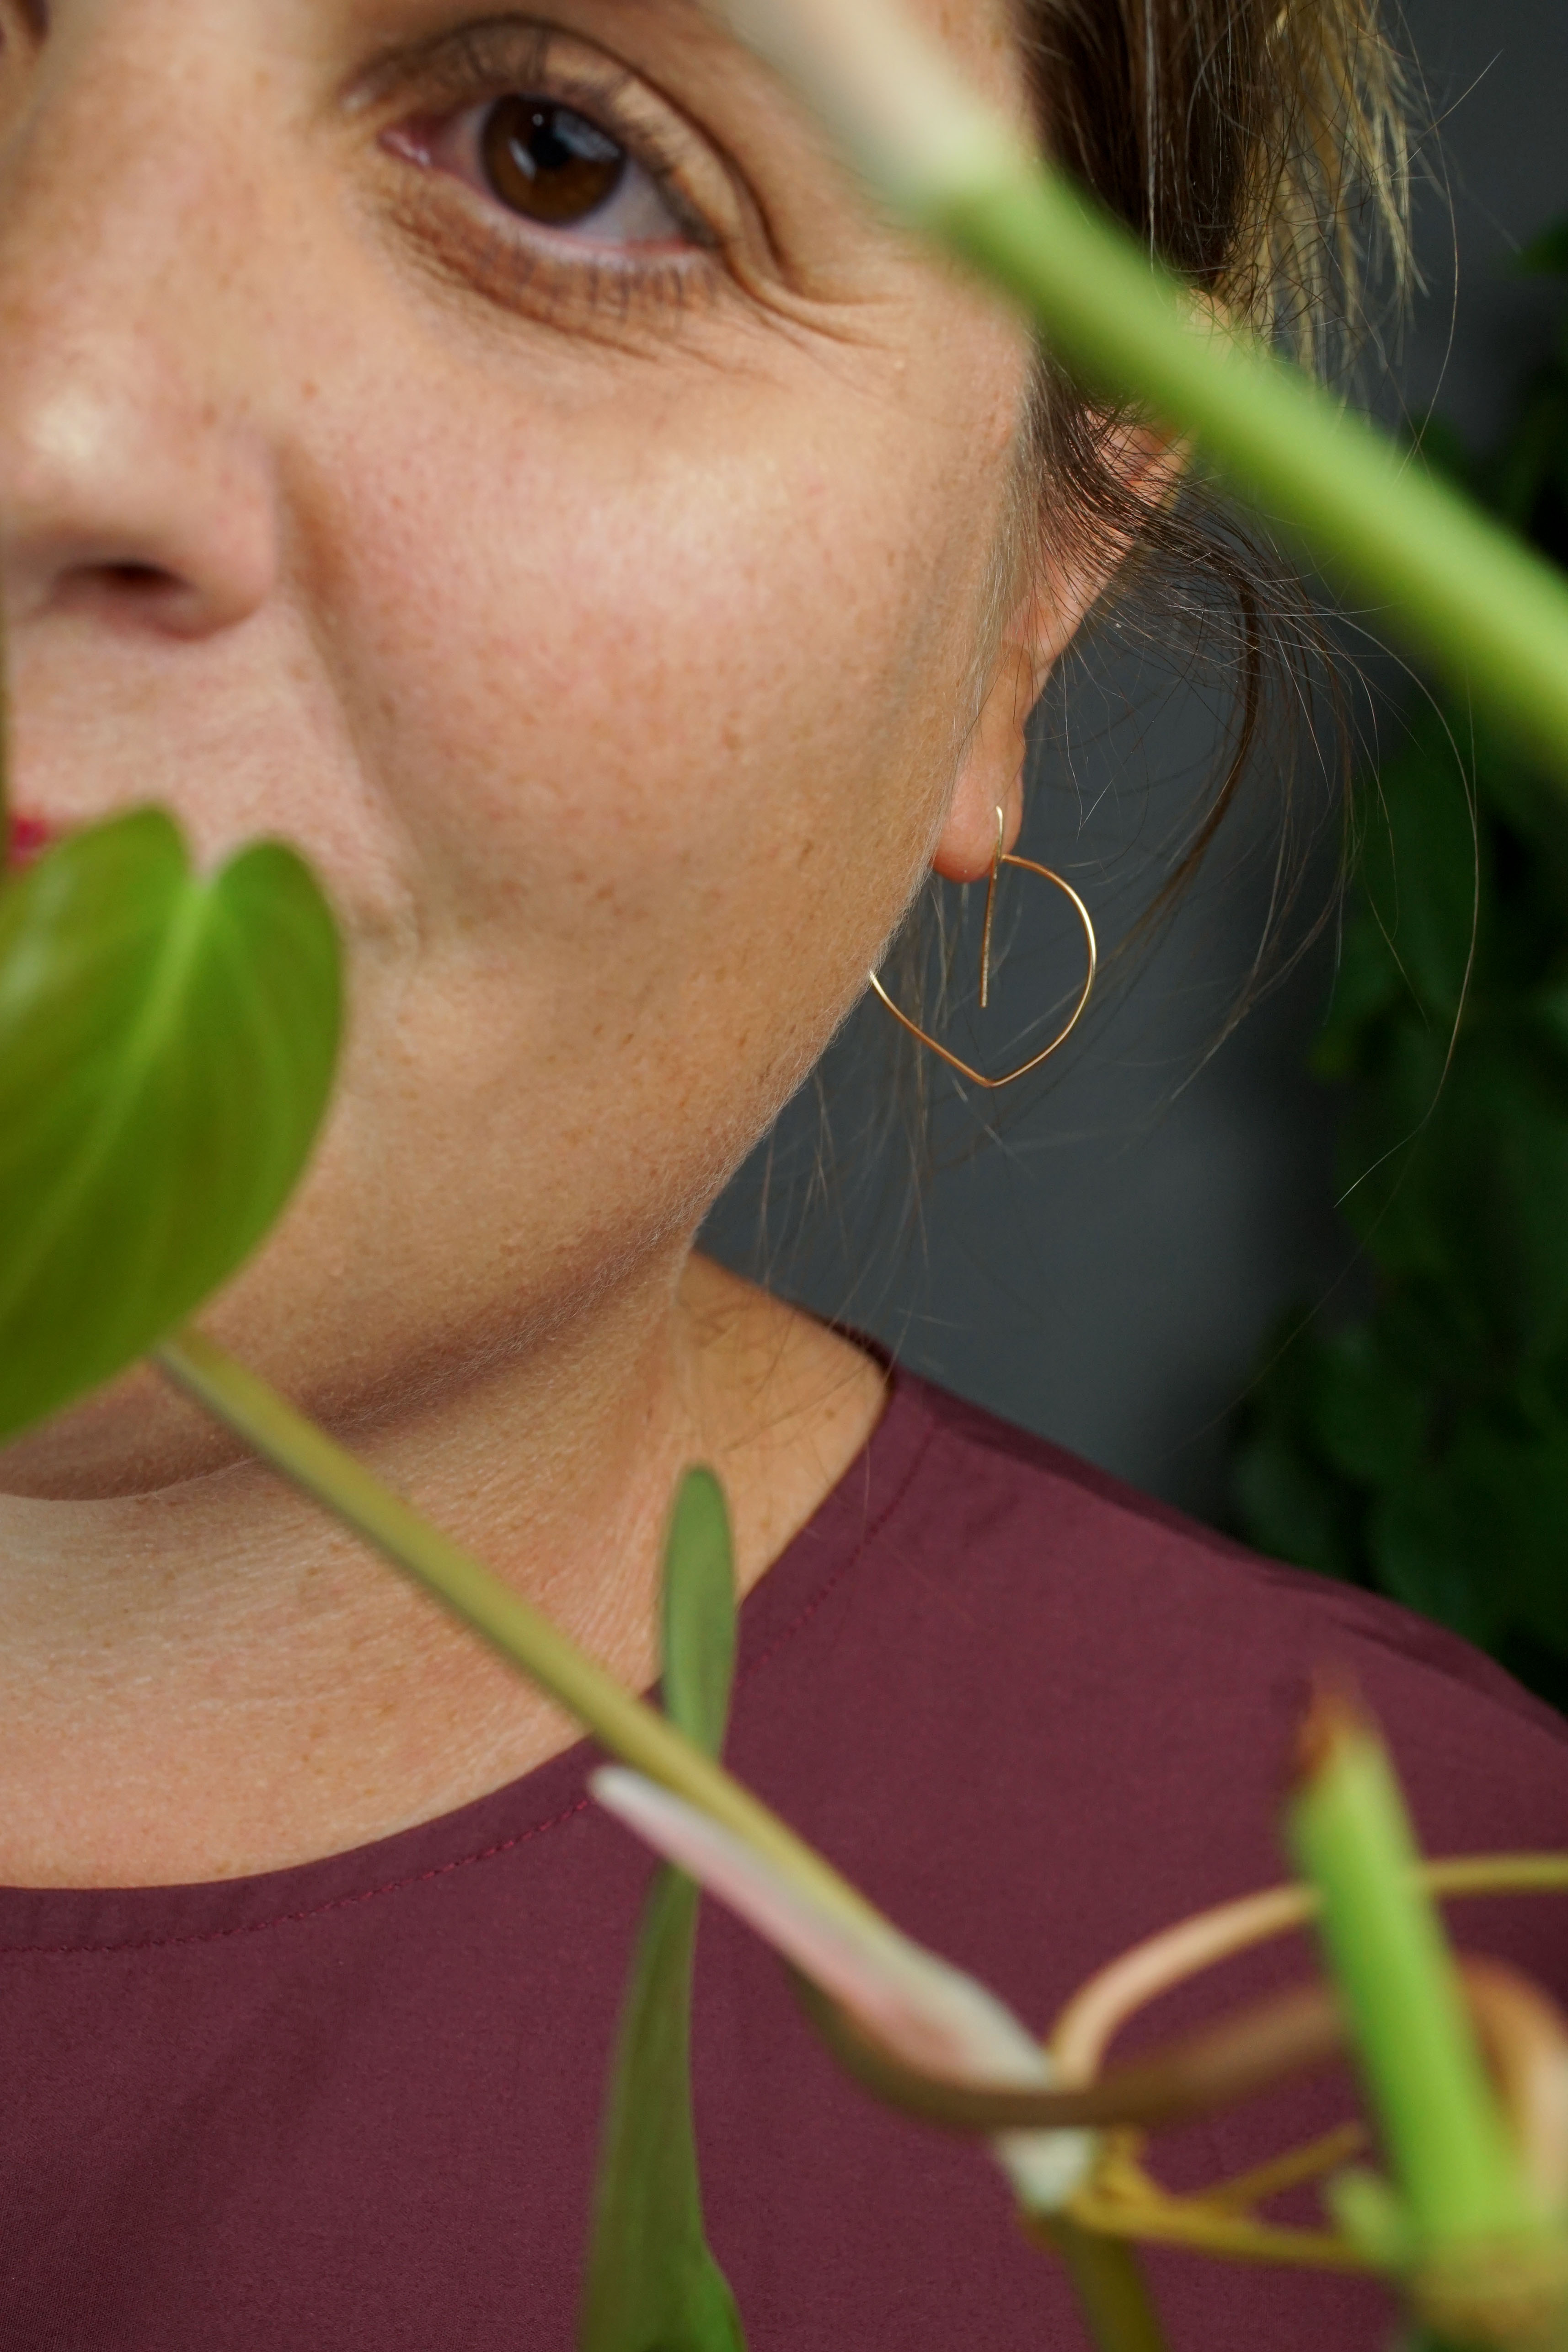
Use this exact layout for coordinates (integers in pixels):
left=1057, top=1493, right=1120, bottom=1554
left=0, top=1391, right=939, bottom=1961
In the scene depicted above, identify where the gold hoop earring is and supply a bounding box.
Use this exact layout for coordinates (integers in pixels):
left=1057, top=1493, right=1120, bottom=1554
left=868, top=808, right=1097, bottom=1090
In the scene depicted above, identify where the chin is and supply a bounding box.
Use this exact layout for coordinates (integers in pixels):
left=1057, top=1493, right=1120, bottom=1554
left=0, top=1363, right=246, bottom=1502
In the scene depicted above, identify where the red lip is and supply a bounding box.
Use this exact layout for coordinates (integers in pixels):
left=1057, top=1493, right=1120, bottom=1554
left=5, top=813, right=54, bottom=872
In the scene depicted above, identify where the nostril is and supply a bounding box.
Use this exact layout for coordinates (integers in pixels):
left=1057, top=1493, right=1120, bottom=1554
left=57, top=559, right=199, bottom=627
left=103, top=562, right=173, bottom=591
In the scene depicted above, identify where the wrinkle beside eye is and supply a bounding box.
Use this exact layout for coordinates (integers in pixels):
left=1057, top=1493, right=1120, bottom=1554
left=354, top=14, right=885, bottom=341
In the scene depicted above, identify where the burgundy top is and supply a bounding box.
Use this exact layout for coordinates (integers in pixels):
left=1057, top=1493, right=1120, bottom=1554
left=3, top=1372, right=1566, bottom=2349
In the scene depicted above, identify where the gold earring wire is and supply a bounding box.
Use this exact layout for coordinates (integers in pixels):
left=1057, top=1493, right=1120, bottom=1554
left=869, top=806, right=1098, bottom=1090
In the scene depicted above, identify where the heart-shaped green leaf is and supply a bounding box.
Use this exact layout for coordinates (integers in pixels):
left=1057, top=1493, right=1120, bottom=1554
left=580, top=1469, right=747, bottom=2352
left=0, top=806, right=342, bottom=1447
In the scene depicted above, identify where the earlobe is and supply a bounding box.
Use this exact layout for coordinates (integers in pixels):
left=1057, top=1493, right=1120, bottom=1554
left=931, top=423, right=1184, bottom=888
left=930, top=642, right=1035, bottom=885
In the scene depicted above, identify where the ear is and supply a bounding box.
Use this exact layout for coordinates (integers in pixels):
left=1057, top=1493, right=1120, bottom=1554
left=930, top=638, right=1047, bottom=884
left=931, top=427, right=1183, bottom=885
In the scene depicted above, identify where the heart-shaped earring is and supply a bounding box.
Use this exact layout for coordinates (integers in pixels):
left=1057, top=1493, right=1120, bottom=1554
left=869, top=808, right=1097, bottom=1089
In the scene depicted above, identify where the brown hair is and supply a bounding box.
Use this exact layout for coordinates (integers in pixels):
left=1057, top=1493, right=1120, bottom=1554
left=1024, top=0, right=1408, bottom=364
left=895, top=0, right=1413, bottom=1078
left=740, top=1, right=1418, bottom=1300
left=1029, top=0, right=1409, bottom=913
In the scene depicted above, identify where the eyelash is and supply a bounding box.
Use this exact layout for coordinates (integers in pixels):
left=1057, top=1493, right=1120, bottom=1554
left=375, top=27, right=724, bottom=327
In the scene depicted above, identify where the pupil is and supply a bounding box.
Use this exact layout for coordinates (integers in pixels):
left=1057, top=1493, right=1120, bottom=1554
left=481, top=97, right=626, bottom=228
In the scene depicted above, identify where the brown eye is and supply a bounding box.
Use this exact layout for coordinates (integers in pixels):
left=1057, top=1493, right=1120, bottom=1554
left=480, top=97, right=626, bottom=227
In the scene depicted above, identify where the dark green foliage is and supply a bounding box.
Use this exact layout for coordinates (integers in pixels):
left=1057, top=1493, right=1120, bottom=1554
left=579, top=1471, right=747, bottom=2352
left=0, top=808, right=342, bottom=1446
left=1232, top=232, right=1568, bottom=1709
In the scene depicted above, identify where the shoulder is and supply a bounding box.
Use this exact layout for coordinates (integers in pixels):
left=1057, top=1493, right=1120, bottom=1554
left=901, top=1372, right=1568, bottom=1751
left=728, top=1367, right=1568, bottom=2352
left=747, top=1370, right=1568, bottom=1968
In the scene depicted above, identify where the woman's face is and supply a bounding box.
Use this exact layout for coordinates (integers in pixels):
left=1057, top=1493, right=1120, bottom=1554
left=0, top=0, right=1043, bottom=1490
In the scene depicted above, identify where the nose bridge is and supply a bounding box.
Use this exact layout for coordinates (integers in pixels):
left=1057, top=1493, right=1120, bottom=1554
left=0, top=19, right=278, bottom=627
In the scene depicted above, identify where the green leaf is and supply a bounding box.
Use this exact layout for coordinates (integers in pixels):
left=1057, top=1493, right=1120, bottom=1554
left=1231, top=1422, right=1358, bottom=1581
left=1447, top=1422, right=1568, bottom=1654
left=0, top=807, right=342, bottom=1446
left=1398, top=1034, right=1568, bottom=1368
left=1312, top=908, right=1403, bottom=1077
left=660, top=1471, right=739, bottom=1764
left=579, top=1470, right=747, bottom=2352
left=1366, top=1475, right=1501, bottom=1650
left=1520, top=217, right=1568, bottom=277
left=1356, top=724, right=1483, bottom=1031
left=1311, top=1328, right=1429, bottom=1489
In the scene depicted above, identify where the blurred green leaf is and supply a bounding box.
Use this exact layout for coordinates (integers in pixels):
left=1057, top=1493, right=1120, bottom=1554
left=1312, top=911, right=1402, bottom=1078
left=1366, top=1476, right=1502, bottom=1650
left=579, top=1470, right=746, bottom=2352
left=1520, top=217, right=1568, bottom=276
left=1288, top=1704, right=1546, bottom=2275
left=1349, top=1035, right=1568, bottom=1370
left=1446, top=1422, right=1568, bottom=1654
left=1232, top=253, right=1568, bottom=1708
left=1231, top=1422, right=1355, bottom=1580
left=0, top=807, right=342, bottom=1446
left=1355, top=727, right=1482, bottom=1031
left=1311, top=1328, right=1428, bottom=1487
left=1407, top=412, right=1474, bottom=495
left=1495, top=381, right=1568, bottom=534
left=661, top=1471, right=739, bottom=1767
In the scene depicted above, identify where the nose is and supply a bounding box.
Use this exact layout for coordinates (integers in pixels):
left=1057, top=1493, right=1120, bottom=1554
left=0, top=32, right=279, bottom=641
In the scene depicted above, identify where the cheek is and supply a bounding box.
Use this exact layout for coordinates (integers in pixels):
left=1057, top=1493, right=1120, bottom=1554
left=301, top=358, right=1005, bottom=1083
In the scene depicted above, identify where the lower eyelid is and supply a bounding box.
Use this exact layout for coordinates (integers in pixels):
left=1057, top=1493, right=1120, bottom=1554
left=391, top=104, right=700, bottom=256
left=380, top=150, right=724, bottom=331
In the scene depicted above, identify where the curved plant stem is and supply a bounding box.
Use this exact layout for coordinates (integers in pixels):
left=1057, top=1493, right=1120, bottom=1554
left=155, top=1326, right=882, bottom=1938
left=1050, top=1858, right=1568, bottom=2085
left=932, top=172, right=1568, bottom=780
left=721, top=0, right=1568, bottom=783
left=1290, top=1697, right=1541, bottom=2251
left=795, top=1966, right=1346, bottom=2133
left=1460, top=1960, right=1568, bottom=2214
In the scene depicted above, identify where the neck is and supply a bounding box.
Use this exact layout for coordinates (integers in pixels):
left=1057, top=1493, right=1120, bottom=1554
left=0, top=1254, right=883, bottom=1889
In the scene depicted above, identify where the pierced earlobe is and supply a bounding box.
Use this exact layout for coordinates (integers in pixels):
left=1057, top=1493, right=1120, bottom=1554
left=870, top=808, right=1097, bottom=1089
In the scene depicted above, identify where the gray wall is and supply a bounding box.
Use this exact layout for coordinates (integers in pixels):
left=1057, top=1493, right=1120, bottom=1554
left=704, top=0, right=1567, bottom=1522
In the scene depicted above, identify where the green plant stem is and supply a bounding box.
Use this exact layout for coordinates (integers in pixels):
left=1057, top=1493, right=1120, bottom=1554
left=728, top=0, right=1568, bottom=778
left=927, top=169, right=1568, bottom=784
left=1034, top=2220, right=1170, bottom=2352
left=154, top=1326, right=882, bottom=1938
left=1287, top=1695, right=1538, bottom=2251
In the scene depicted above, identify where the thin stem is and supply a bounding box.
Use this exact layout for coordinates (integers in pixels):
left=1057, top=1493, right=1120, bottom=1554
left=1049, top=1859, right=1568, bottom=2086
left=1288, top=1692, right=1537, bottom=2250
left=1051, top=1886, right=1312, bottom=2082
left=1034, top=2218, right=1170, bottom=2352
left=1197, top=2122, right=1369, bottom=2215
left=1053, top=2187, right=1372, bottom=2272
left=1459, top=1960, right=1568, bottom=2213
left=797, top=1966, right=1346, bottom=2133
left=154, top=1326, right=883, bottom=1939
left=933, top=172, right=1568, bottom=781
left=724, top=0, right=1568, bottom=783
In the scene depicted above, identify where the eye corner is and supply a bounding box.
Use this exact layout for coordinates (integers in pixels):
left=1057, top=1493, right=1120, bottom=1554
left=379, top=114, right=435, bottom=171
left=358, top=20, right=771, bottom=338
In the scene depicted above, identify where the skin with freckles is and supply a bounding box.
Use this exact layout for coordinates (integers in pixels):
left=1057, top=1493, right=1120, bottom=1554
left=0, top=0, right=1108, bottom=1886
